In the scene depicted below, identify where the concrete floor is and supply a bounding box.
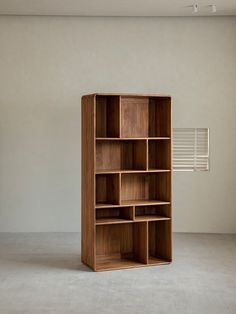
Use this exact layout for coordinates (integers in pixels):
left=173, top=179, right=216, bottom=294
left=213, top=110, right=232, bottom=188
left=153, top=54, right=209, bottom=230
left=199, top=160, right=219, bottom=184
left=0, top=233, right=235, bottom=314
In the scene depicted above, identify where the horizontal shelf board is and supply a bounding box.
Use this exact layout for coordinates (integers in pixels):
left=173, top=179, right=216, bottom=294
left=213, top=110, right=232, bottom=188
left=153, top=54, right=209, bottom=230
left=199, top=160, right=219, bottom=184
left=96, top=216, right=171, bottom=225
left=96, top=203, right=121, bottom=208
left=96, top=257, right=146, bottom=271
left=135, top=215, right=171, bottom=222
left=96, top=137, right=170, bottom=140
left=148, top=256, right=171, bottom=265
left=147, top=169, right=171, bottom=172
left=121, top=200, right=171, bottom=206
left=85, top=93, right=171, bottom=98
left=96, top=169, right=171, bottom=174
left=148, top=137, right=171, bottom=140
left=96, top=218, right=133, bottom=225
left=96, top=200, right=171, bottom=208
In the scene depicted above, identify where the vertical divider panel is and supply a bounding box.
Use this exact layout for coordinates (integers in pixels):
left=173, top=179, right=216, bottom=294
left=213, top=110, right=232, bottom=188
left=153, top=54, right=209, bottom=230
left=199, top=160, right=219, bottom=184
left=170, top=98, right=173, bottom=256
left=147, top=221, right=149, bottom=263
left=118, top=95, right=121, bottom=138
left=118, top=173, right=122, bottom=205
left=92, top=95, right=96, bottom=267
left=132, top=206, right=135, bottom=220
left=127, top=206, right=134, bottom=220
left=146, top=139, right=149, bottom=170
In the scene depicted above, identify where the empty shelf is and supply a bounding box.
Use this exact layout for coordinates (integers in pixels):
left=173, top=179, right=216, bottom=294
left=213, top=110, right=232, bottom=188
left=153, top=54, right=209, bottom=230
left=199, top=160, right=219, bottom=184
left=96, top=256, right=146, bottom=271
left=148, top=256, right=171, bottom=265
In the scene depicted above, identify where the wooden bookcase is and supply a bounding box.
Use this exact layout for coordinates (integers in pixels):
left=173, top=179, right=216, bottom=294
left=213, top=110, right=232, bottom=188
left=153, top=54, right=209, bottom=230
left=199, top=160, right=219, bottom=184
left=82, top=93, right=172, bottom=271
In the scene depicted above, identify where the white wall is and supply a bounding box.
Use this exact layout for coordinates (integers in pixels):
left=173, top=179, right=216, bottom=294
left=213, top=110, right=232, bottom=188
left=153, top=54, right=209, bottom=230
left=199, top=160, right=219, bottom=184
left=0, top=16, right=235, bottom=233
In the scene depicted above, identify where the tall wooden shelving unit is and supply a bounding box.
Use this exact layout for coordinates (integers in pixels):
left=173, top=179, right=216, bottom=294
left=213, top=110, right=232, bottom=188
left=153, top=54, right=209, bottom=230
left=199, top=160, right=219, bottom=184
left=82, top=93, right=172, bottom=271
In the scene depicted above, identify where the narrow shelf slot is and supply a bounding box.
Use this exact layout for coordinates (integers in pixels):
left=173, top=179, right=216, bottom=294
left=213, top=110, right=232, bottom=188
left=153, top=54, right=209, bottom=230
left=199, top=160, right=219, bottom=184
left=96, top=207, right=133, bottom=225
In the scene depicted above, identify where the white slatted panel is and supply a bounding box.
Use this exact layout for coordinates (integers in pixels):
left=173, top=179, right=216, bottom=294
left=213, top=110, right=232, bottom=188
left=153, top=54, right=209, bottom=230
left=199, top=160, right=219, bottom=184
left=173, top=128, right=209, bottom=171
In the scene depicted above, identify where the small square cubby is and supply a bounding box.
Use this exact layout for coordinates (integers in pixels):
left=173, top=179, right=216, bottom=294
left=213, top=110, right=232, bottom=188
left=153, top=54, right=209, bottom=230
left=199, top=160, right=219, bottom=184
left=148, top=220, right=172, bottom=264
left=96, top=95, right=120, bottom=138
left=96, top=140, right=147, bottom=172
left=148, top=139, right=171, bottom=170
left=121, top=172, right=171, bottom=205
left=120, top=96, right=171, bottom=138
left=135, top=205, right=171, bottom=221
left=96, top=174, right=120, bottom=206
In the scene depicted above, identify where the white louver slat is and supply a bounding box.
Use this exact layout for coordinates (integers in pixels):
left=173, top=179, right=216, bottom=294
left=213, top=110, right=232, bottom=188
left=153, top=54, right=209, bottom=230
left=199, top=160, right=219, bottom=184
left=173, top=128, right=209, bottom=171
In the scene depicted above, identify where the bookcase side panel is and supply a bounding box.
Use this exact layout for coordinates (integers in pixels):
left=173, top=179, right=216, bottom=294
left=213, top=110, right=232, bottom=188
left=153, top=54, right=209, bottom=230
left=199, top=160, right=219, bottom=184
left=82, top=95, right=96, bottom=269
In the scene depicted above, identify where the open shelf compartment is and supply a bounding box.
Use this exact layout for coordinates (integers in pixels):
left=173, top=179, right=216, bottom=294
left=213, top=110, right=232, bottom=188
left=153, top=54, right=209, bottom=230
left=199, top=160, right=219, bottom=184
left=135, top=205, right=171, bottom=221
left=96, top=140, right=147, bottom=172
left=96, top=222, right=148, bottom=271
left=96, top=174, right=120, bottom=207
left=148, top=220, right=172, bottom=264
left=120, top=96, right=171, bottom=138
left=121, top=172, right=171, bottom=205
left=96, top=206, right=133, bottom=225
left=148, top=139, right=171, bottom=170
left=96, top=95, right=120, bottom=138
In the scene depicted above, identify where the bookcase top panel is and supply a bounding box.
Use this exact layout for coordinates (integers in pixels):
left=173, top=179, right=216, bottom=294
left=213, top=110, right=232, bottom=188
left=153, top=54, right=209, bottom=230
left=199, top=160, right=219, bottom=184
left=82, top=93, right=171, bottom=98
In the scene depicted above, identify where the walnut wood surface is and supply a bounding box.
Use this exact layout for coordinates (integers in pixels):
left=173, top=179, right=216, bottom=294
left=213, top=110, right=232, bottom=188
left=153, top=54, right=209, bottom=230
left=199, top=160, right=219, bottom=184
left=82, top=93, right=172, bottom=271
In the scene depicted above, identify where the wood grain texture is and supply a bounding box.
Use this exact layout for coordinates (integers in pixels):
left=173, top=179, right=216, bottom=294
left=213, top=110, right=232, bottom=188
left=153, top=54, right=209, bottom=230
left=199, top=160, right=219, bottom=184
left=96, top=224, right=133, bottom=258
left=121, top=173, right=171, bottom=203
left=81, top=95, right=95, bottom=270
left=121, top=96, right=149, bottom=138
left=96, top=140, right=147, bottom=171
left=96, top=174, right=120, bottom=205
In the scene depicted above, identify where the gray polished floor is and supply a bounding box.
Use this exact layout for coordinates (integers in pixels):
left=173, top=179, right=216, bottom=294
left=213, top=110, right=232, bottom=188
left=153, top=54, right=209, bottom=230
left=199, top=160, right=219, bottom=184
left=0, top=233, right=235, bottom=314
